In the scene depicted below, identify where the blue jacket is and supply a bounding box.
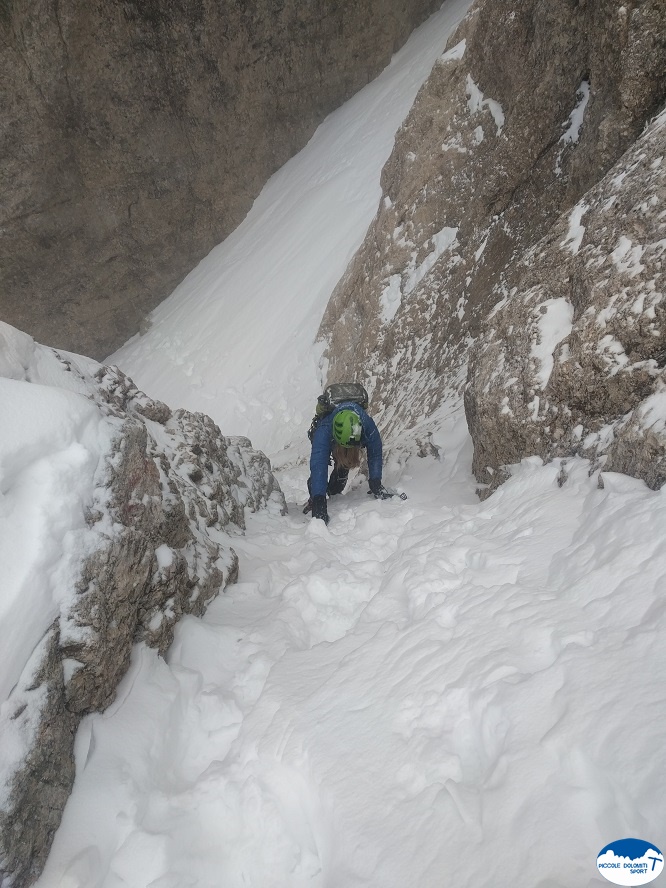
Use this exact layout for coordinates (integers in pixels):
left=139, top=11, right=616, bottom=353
left=309, top=402, right=382, bottom=497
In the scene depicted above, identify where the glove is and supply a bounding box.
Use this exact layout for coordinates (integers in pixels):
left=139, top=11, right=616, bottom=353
left=307, top=416, right=321, bottom=442
left=369, top=478, right=393, bottom=499
left=327, top=466, right=349, bottom=496
left=311, top=495, right=329, bottom=524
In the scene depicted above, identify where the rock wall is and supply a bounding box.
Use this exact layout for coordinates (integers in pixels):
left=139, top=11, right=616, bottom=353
left=0, top=325, right=285, bottom=887
left=317, top=0, right=665, bottom=484
left=0, top=0, right=442, bottom=360
left=465, top=109, right=666, bottom=494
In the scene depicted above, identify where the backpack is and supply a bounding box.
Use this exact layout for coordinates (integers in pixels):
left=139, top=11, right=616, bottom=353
left=308, top=382, right=370, bottom=440
left=316, top=382, right=369, bottom=416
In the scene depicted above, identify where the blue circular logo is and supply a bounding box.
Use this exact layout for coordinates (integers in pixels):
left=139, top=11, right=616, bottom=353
left=597, top=839, right=664, bottom=885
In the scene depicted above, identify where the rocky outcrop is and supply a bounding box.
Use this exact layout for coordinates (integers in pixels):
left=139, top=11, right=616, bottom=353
left=0, top=0, right=442, bottom=360
left=0, top=631, right=78, bottom=888
left=317, top=0, right=665, bottom=480
left=0, top=325, right=285, bottom=887
left=465, top=108, right=666, bottom=494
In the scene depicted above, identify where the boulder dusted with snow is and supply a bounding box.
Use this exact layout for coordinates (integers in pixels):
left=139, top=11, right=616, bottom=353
left=465, top=109, right=666, bottom=493
left=0, top=323, right=285, bottom=887
left=317, top=0, right=665, bottom=473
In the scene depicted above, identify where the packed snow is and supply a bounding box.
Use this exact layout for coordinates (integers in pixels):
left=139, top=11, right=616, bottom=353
left=2, top=0, right=664, bottom=886
left=404, top=226, right=459, bottom=296
left=438, top=37, right=466, bottom=64
left=560, top=80, right=591, bottom=146
left=0, top=323, right=122, bottom=810
left=465, top=74, right=505, bottom=135
left=561, top=201, right=590, bottom=255
left=0, top=325, right=114, bottom=705
left=610, top=236, right=646, bottom=278
left=34, top=420, right=666, bottom=888
left=555, top=80, right=590, bottom=175
left=532, top=297, right=575, bottom=388
left=379, top=274, right=403, bottom=324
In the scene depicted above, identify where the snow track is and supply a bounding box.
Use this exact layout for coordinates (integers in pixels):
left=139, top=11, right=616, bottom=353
left=38, top=421, right=666, bottom=887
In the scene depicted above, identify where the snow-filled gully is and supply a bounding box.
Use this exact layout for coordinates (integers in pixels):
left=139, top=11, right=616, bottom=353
left=32, top=0, right=665, bottom=880
left=38, top=426, right=666, bottom=888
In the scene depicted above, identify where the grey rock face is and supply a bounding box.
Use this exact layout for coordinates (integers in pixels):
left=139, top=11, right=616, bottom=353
left=0, top=0, right=441, bottom=360
left=0, top=328, right=285, bottom=887
left=0, top=629, right=78, bottom=888
left=317, top=0, right=665, bottom=477
left=466, top=110, right=666, bottom=494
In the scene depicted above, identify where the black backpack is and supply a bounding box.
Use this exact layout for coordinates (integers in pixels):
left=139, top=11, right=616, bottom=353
left=308, top=382, right=370, bottom=440
left=317, top=382, right=369, bottom=415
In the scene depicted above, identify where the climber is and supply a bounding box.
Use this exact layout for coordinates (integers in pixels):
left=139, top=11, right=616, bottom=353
left=305, top=387, right=393, bottom=525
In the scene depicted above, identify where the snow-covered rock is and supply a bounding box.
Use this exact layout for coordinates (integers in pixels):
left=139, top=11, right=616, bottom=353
left=466, top=108, right=666, bottom=493
left=0, top=323, right=285, bottom=887
left=317, top=0, right=666, bottom=485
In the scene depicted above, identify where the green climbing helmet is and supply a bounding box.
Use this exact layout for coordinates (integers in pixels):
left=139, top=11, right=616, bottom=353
left=333, top=409, right=363, bottom=447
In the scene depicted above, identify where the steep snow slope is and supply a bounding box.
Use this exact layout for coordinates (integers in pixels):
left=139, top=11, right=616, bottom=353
left=36, top=1, right=666, bottom=886
left=110, top=0, right=474, bottom=457
left=37, top=418, right=666, bottom=888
